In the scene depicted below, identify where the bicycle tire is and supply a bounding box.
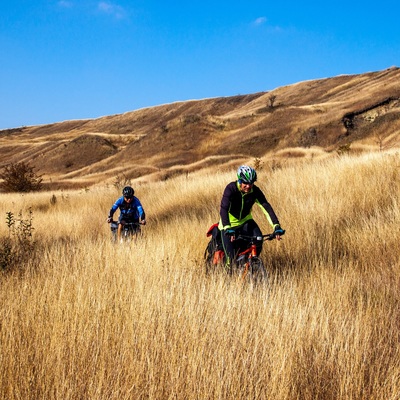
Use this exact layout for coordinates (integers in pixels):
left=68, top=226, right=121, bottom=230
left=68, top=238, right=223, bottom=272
left=249, top=257, right=268, bottom=285
left=115, top=226, right=140, bottom=244
left=236, top=256, right=267, bottom=285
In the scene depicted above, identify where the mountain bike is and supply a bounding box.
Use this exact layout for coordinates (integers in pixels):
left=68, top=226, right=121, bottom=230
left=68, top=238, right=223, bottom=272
left=204, top=224, right=277, bottom=284
left=110, top=220, right=142, bottom=243
left=233, top=233, right=274, bottom=284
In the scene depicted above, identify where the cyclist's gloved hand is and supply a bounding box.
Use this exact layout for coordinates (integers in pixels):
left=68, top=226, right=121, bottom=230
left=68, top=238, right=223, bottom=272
left=140, top=219, right=146, bottom=225
left=107, top=216, right=112, bottom=223
left=224, top=229, right=236, bottom=237
left=273, top=224, right=285, bottom=237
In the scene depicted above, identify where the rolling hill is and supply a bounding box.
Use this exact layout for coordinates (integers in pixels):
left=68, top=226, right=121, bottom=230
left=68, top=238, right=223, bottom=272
left=1, top=66, right=399, bottom=189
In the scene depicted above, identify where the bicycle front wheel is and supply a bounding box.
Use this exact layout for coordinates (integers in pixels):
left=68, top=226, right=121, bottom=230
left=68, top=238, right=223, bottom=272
left=248, top=257, right=268, bottom=285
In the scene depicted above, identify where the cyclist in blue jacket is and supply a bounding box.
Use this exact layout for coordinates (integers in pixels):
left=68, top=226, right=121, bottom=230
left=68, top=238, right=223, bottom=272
left=107, top=186, right=146, bottom=242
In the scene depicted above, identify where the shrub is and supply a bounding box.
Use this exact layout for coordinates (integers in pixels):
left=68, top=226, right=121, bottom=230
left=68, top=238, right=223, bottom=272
left=113, top=173, right=132, bottom=192
left=337, top=143, right=352, bottom=156
left=268, top=94, right=277, bottom=109
left=253, top=157, right=264, bottom=171
left=0, top=162, right=43, bottom=192
left=0, top=209, right=37, bottom=272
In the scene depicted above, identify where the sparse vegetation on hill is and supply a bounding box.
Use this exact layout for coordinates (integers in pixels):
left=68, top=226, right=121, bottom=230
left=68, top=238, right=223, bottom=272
left=0, top=150, right=399, bottom=399
left=0, top=161, right=43, bottom=192
left=1, top=67, right=399, bottom=190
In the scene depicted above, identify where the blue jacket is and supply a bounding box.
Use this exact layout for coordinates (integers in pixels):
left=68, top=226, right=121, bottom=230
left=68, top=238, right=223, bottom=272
left=109, top=196, right=145, bottom=220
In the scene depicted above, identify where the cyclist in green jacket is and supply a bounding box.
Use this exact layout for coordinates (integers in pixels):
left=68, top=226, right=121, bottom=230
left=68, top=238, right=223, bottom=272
left=218, top=165, right=285, bottom=268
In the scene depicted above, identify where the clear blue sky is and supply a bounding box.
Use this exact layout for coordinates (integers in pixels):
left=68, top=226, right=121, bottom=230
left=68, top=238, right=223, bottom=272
left=1, top=1, right=399, bottom=130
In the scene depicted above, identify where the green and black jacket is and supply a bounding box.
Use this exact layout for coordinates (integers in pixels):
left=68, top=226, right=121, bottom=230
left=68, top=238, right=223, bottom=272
left=218, top=181, right=280, bottom=231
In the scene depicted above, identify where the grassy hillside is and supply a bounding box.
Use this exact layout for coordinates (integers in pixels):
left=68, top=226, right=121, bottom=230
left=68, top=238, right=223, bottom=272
left=1, top=150, right=399, bottom=399
left=1, top=67, right=400, bottom=189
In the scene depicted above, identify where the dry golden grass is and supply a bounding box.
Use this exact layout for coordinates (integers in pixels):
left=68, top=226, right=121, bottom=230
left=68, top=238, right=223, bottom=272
left=1, top=150, right=399, bottom=399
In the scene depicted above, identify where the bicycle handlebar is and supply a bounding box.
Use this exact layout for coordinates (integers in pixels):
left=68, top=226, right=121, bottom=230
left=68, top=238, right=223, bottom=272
left=108, top=219, right=144, bottom=225
left=235, top=233, right=276, bottom=242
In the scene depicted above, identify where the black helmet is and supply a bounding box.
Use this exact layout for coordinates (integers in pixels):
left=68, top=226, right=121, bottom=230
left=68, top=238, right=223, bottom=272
left=122, top=186, right=134, bottom=198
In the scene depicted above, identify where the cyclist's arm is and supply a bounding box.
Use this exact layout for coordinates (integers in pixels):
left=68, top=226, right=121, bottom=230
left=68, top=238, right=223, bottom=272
left=219, top=183, right=235, bottom=229
left=109, top=197, right=123, bottom=218
left=254, top=188, right=280, bottom=228
left=134, top=198, right=146, bottom=221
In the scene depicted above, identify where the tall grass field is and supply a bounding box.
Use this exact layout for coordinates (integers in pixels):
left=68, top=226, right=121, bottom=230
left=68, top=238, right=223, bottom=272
left=1, top=151, right=399, bottom=399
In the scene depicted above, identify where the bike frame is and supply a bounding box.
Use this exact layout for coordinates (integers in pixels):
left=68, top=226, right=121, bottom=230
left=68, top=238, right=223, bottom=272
left=204, top=225, right=276, bottom=282
left=235, top=234, right=273, bottom=257
left=237, top=242, right=258, bottom=279
left=235, top=234, right=274, bottom=281
left=110, top=220, right=141, bottom=243
left=237, top=242, right=258, bottom=258
left=121, top=222, right=141, bottom=242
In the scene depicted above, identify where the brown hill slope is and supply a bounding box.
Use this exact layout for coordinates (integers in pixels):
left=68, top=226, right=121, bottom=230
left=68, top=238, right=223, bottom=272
left=1, top=67, right=399, bottom=189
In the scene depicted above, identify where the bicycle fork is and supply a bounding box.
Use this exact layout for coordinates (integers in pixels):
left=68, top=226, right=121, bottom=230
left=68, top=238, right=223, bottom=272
left=239, top=244, right=258, bottom=282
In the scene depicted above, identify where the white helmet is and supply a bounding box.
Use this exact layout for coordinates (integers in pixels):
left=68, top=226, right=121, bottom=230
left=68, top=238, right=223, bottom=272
left=237, top=165, right=257, bottom=184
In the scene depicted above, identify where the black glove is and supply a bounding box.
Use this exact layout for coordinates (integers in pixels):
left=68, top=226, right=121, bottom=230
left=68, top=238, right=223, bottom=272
left=107, top=216, right=112, bottom=223
left=224, top=229, right=235, bottom=237
left=273, top=225, right=285, bottom=237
